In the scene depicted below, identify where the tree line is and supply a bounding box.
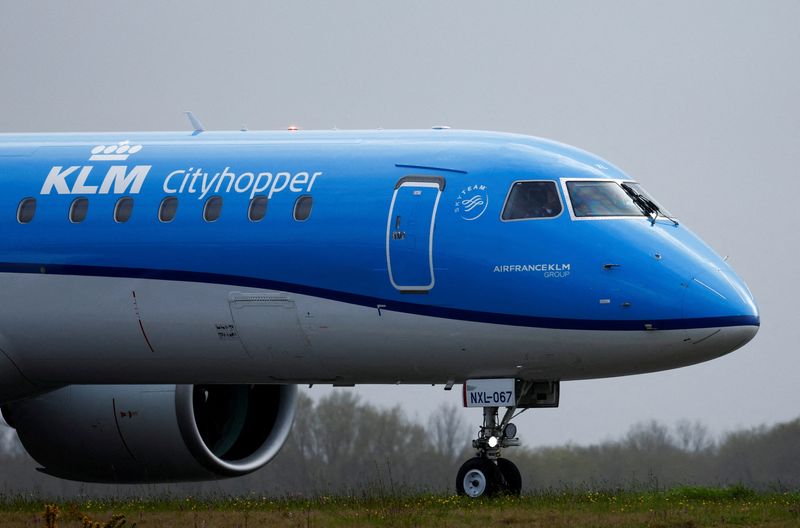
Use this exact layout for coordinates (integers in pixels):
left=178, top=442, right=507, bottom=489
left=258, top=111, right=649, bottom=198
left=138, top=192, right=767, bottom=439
left=0, top=391, right=797, bottom=498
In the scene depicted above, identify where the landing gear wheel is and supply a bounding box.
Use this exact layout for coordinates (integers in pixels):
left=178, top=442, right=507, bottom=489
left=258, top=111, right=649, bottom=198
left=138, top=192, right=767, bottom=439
left=456, top=457, right=502, bottom=498
left=496, top=458, right=522, bottom=496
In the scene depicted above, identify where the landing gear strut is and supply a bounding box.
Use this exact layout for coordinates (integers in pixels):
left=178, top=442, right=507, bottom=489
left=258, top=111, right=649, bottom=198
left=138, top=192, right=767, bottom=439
left=455, top=405, right=522, bottom=497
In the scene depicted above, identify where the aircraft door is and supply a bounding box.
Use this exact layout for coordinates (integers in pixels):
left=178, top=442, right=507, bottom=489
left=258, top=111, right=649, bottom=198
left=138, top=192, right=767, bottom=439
left=386, top=176, right=445, bottom=292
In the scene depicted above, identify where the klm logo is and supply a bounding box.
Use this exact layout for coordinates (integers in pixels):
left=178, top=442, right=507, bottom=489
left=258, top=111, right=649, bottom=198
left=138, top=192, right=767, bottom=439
left=89, top=140, right=142, bottom=161
left=40, top=141, right=150, bottom=195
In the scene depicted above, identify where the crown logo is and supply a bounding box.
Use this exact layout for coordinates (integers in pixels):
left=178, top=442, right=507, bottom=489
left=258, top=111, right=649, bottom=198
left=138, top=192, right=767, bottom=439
left=89, top=141, right=142, bottom=161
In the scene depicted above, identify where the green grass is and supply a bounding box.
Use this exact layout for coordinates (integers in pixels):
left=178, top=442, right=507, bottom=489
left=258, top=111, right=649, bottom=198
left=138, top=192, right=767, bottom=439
left=0, top=487, right=797, bottom=527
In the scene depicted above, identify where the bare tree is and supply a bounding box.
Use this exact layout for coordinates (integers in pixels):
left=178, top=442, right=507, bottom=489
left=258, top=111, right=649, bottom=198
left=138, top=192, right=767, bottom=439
left=675, top=419, right=715, bottom=453
left=625, top=420, right=674, bottom=452
left=427, top=403, right=469, bottom=461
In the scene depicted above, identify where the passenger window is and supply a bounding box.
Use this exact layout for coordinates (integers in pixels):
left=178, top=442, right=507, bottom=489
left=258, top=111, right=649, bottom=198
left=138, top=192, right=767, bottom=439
left=293, top=195, right=312, bottom=221
left=203, top=196, right=223, bottom=222
left=248, top=196, right=268, bottom=222
left=114, top=197, right=134, bottom=223
left=69, top=197, right=89, bottom=223
left=17, top=198, right=36, bottom=223
left=159, top=197, right=178, bottom=223
left=502, top=181, right=562, bottom=220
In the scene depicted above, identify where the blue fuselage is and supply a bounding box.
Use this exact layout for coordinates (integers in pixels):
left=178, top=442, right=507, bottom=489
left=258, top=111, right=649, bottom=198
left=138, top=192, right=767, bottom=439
left=0, top=129, right=759, bottom=391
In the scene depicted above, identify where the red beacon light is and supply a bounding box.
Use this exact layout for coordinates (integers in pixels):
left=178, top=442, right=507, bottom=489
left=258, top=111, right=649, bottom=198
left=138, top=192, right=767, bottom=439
left=288, top=126, right=299, bottom=132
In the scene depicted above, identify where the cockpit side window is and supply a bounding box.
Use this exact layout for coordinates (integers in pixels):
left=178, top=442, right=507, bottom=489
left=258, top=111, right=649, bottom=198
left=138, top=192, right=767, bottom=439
left=566, top=181, right=644, bottom=217
left=501, top=181, right=562, bottom=220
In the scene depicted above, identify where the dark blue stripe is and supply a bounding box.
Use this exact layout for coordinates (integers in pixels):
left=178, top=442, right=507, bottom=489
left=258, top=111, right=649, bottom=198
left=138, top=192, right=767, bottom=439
left=0, top=262, right=760, bottom=332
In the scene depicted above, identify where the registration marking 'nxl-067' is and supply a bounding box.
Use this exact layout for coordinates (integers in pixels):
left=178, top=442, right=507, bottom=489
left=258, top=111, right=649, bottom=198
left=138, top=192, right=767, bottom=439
left=463, top=378, right=516, bottom=407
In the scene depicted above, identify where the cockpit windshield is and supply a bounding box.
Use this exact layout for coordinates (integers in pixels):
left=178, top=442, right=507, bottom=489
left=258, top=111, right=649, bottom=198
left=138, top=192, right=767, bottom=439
left=566, top=180, right=676, bottom=223
left=566, top=181, right=644, bottom=217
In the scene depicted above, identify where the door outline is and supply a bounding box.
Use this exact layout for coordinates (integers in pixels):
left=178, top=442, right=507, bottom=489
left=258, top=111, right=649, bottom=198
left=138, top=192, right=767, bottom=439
left=386, top=176, right=445, bottom=292
left=228, top=292, right=311, bottom=360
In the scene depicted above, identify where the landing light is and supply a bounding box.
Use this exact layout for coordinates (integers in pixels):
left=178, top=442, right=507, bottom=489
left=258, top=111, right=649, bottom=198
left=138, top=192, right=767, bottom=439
left=503, top=423, right=517, bottom=439
left=488, top=436, right=498, bottom=448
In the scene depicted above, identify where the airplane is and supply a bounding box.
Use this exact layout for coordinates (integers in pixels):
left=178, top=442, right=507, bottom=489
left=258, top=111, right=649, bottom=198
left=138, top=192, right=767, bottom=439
left=0, top=121, right=759, bottom=497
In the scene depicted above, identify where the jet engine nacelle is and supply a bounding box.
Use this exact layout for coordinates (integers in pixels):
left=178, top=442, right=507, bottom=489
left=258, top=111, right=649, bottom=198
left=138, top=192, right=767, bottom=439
left=0, top=383, right=296, bottom=483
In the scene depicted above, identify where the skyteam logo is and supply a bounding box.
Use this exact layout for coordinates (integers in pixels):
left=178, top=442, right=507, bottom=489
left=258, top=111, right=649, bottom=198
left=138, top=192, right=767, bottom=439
left=89, top=141, right=143, bottom=161
left=454, top=184, right=489, bottom=221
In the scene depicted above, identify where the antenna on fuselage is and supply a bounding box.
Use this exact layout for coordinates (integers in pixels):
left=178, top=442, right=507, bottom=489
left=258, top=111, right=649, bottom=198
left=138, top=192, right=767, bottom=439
left=184, top=111, right=205, bottom=134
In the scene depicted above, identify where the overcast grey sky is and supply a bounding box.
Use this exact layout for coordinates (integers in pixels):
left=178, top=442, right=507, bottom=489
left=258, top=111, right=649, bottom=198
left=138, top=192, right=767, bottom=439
left=1, top=1, right=797, bottom=447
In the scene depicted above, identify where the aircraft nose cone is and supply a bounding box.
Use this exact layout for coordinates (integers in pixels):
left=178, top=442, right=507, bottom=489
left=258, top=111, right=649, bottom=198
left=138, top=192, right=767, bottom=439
left=682, top=267, right=759, bottom=355
left=684, top=268, right=758, bottom=320
left=684, top=267, right=759, bottom=332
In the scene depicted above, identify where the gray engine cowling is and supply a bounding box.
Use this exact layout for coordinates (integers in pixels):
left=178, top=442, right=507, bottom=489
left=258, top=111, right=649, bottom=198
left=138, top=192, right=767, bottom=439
left=0, top=384, right=296, bottom=483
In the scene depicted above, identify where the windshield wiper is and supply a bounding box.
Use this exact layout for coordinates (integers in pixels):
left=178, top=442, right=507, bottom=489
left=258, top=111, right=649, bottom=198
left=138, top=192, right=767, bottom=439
left=621, top=184, right=678, bottom=226
left=644, top=196, right=679, bottom=226
left=620, top=183, right=656, bottom=220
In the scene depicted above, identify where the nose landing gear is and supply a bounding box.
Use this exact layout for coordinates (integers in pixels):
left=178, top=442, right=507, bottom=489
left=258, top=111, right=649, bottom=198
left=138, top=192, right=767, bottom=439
left=455, top=380, right=559, bottom=497
left=456, top=405, right=522, bottom=497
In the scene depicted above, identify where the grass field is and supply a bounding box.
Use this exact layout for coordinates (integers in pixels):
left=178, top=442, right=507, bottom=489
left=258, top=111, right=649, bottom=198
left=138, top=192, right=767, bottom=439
left=0, top=486, right=797, bottom=527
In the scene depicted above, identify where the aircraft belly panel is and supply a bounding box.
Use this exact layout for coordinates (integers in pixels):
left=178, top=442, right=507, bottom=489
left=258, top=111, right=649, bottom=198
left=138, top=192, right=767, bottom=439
left=0, top=274, right=748, bottom=385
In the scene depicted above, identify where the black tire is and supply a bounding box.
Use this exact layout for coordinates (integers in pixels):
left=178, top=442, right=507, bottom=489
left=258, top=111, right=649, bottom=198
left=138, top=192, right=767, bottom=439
left=455, top=457, right=502, bottom=498
left=496, top=458, right=522, bottom=496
